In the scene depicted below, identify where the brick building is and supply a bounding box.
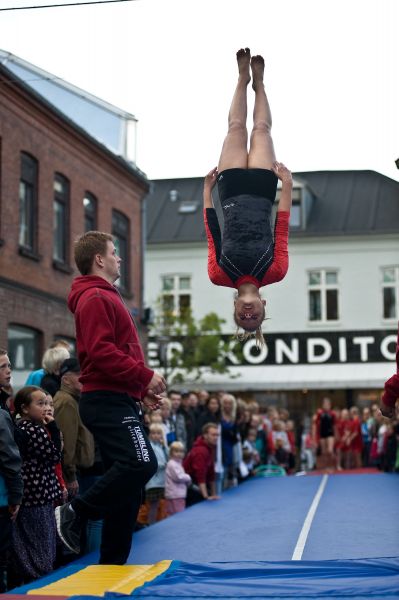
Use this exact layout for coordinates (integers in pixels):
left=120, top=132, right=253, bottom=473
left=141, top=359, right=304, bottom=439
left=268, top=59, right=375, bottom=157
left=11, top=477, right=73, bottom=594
left=0, top=53, right=149, bottom=387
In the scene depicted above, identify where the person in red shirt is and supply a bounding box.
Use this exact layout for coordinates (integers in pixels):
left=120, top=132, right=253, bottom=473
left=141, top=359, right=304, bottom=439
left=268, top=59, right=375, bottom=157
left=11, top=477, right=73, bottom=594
left=381, top=324, right=399, bottom=418
left=336, top=409, right=352, bottom=470
left=203, top=48, right=292, bottom=346
left=55, top=231, right=166, bottom=565
left=183, top=423, right=220, bottom=505
left=348, top=407, right=363, bottom=468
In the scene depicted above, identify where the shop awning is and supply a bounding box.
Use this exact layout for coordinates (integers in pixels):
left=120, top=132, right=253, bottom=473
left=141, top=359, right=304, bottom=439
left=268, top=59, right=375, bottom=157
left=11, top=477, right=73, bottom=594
left=198, top=361, right=395, bottom=391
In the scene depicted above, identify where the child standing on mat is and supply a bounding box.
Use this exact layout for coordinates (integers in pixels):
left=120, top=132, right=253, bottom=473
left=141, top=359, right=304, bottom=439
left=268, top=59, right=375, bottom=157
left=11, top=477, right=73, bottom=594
left=145, top=424, right=168, bottom=525
left=203, top=48, right=292, bottom=344
left=165, top=441, right=191, bottom=516
left=10, top=386, right=62, bottom=584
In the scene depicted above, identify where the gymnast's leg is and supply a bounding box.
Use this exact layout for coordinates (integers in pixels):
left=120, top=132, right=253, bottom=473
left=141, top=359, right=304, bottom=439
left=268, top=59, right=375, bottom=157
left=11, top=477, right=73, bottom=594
left=248, top=55, right=276, bottom=170
left=218, top=47, right=251, bottom=172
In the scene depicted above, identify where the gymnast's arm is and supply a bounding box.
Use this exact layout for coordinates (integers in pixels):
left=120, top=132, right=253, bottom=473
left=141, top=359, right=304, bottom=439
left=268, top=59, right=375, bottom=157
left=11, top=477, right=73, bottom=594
left=261, top=162, right=292, bottom=286
left=203, top=168, right=235, bottom=288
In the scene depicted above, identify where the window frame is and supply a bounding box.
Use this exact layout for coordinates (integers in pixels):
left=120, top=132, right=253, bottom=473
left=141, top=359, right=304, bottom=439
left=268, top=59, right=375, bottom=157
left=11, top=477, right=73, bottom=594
left=307, top=268, right=340, bottom=324
left=112, top=209, right=130, bottom=293
left=381, top=265, right=399, bottom=322
left=7, top=323, right=41, bottom=371
left=19, top=152, right=38, bottom=255
left=161, top=274, right=192, bottom=318
left=83, top=191, right=98, bottom=232
left=53, top=173, right=70, bottom=268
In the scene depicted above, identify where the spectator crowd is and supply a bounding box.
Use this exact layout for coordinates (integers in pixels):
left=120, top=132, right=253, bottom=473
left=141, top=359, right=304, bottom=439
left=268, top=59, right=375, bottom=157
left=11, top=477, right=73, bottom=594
left=0, top=341, right=398, bottom=592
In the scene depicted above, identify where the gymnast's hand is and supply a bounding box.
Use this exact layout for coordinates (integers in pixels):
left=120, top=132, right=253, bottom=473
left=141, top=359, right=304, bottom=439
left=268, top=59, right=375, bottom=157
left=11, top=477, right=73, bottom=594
left=204, top=167, right=218, bottom=192
left=272, top=162, right=292, bottom=186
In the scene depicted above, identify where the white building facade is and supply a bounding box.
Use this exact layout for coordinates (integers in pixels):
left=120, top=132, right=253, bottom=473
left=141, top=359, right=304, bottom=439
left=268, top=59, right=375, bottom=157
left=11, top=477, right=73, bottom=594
left=144, top=171, right=399, bottom=414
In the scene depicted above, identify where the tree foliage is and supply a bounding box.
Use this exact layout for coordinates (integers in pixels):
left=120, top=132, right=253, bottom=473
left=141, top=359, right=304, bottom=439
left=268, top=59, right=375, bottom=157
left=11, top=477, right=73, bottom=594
left=151, top=301, right=241, bottom=384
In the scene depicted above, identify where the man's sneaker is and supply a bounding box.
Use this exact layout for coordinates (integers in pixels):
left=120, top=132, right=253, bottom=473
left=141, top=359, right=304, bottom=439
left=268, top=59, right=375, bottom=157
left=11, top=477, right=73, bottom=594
left=55, top=503, right=82, bottom=554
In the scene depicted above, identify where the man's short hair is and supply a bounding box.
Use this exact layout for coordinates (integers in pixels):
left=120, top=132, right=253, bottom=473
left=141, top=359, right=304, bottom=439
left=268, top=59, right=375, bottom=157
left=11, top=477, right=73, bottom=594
left=202, top=422, right=218, bottom=435
left=74, top=231, right=113, bottom=275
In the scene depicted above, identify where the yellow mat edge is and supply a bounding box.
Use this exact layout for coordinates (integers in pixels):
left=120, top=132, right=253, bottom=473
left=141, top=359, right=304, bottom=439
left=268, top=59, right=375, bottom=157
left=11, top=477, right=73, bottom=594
left=27, top=561, right=172, bottom=597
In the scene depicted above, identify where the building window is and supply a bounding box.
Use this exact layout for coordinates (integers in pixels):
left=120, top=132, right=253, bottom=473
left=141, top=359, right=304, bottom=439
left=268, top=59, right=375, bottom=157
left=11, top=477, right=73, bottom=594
left=277, top=187, right=302, bottom=228
left=382, top=266, right=399, bottom=320
left=19, top=153, right=38, bottom=251
left=83, top=192, right=97, bottom=232
left=161, top=274, right=191, bottom=317
left=112, top=210, right=129, bottom=292
left=53, top=174, right=70, bottom=264
left=7, top=324, right=41, bottom=371
left=308, top=269, right=339, bottom=322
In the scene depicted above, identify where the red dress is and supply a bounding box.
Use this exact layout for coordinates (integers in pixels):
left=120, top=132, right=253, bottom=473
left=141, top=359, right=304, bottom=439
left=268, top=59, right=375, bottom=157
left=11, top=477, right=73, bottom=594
left=350, top=418, right=363, bottom=453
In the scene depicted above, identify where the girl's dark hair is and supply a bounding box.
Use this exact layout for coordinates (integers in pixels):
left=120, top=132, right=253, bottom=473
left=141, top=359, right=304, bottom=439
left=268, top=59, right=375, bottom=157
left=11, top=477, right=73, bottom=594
left=14, top=386, right=44, bottom=417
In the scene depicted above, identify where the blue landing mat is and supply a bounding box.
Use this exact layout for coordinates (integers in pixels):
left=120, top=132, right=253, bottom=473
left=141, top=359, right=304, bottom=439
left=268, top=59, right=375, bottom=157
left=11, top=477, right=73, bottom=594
left=118, top=557, right=399, bottom=599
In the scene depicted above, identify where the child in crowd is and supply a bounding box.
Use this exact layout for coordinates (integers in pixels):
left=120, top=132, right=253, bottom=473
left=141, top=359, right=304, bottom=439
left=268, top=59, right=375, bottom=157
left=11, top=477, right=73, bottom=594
left=164, top=441, right=191, bottom=516
left=11, top=386, right=62, bottom=584
left=242, top=427, right=261, bottom=473
left=336, top=409, right=352, bottom=470
left=145, top=424, right=168, bottom=524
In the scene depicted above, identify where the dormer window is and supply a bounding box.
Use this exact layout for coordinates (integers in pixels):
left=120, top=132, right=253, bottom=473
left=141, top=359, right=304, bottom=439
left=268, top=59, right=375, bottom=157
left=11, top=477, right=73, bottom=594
left=290, top=188, right=302, bottom=228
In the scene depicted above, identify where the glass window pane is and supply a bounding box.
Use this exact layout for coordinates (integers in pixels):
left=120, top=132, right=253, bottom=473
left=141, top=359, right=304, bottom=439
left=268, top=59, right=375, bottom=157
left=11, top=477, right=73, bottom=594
left=53, top=200, right=65, bottom=261
left=179, top=276, right=191, bottom=290
left=309, top=290, right=321, bottom=321
left=326, top=271, right=337, bottom=285
left=114, top=235, right=128, bottom=290
left=309, top=271, right=321, bottom=285
left=19, top=181, right=34, bottom=248
left=8, top=325, right=39, bottom=370
left=290, top=203, right=301, bottom=228
left=162, top=277, right=174, bottom=291
left=179, top=294, right=191, bottom=316
left=383, top=268, right=396, bottom=283
left=54, top=179, right=64, bottom=194
left=162, top=295, right=174, bottom=313
left=383, top=287, right=396, bottom=319
left=326, top=289, right=338, bottom=320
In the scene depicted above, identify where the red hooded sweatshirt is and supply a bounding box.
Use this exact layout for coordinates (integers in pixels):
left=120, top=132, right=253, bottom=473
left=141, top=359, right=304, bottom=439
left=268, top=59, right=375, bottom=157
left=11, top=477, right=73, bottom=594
left=183, top=436, right=215, bottom=485
left=67, top=275, right=154, bottom=398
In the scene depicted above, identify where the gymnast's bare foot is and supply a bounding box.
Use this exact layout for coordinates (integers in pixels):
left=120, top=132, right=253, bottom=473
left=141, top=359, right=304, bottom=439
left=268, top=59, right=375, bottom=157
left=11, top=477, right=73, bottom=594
left=251, top=55, right=265, bottom=91
left=236, top=47, right=251, bottom=84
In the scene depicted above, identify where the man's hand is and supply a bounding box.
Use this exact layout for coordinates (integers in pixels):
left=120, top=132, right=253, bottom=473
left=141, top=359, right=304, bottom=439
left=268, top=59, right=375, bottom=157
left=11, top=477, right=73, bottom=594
left=204, top=167, right=218, bottom=192
left=67, top=480, right=79, bottom=498
left=272, top=161, right=292, bottom=186
left=8, top=504, right=20, bottom=522
left=147, top=371, right=166, bottom=396
left=378, top=404, right=396, bottom=419
left=143, top=392, right=164, bottom=411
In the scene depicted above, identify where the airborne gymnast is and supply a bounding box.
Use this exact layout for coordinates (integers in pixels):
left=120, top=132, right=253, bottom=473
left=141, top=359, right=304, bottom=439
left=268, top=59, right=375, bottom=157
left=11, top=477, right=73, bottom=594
left=203, top=48, right=292, bottom=344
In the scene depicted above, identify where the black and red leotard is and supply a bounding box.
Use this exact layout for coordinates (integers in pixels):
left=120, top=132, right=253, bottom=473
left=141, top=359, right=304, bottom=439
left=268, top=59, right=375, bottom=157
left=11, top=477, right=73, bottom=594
left=204, top=168, right=290, bottom=289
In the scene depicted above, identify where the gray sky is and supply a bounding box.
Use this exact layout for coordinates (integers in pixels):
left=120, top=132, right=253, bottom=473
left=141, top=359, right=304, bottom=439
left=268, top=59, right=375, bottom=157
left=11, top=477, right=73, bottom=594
left=1, top=0, right=398, bottom=182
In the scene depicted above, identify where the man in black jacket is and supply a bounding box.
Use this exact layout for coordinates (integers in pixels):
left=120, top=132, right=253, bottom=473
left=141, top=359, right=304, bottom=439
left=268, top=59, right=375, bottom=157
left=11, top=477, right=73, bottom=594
left=0, top=349, right=23, bottom=592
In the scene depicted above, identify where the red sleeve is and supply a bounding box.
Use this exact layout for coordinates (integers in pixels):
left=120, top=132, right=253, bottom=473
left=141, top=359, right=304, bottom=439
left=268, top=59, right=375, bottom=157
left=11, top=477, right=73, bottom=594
left=204, top=208, right=235, bottom=288
left=78, top=295, right=154, bottom=390
left=190, top=447, right=209, bottom=484
left=382, top=332, right=399, bottom=408
left=261, top=211, right=290, bottom=286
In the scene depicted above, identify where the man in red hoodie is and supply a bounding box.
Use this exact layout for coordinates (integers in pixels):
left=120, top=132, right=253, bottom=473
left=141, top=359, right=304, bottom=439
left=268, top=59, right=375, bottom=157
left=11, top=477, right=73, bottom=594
left=183, top=423, right=220, bottom=505
left=381, top=324, right=399, bottom=419
left=55, top=231, right=166, bottom=564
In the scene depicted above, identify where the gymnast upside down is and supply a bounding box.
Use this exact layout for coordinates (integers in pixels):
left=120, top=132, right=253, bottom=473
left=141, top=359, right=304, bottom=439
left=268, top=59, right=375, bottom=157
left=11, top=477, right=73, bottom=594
left=203, top=48, right=292, bottom=345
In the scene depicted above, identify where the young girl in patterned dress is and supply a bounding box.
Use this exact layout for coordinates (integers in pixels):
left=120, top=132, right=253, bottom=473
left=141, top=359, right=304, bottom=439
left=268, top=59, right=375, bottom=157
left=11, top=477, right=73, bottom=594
left=10, top=386, right=62, bottom=583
